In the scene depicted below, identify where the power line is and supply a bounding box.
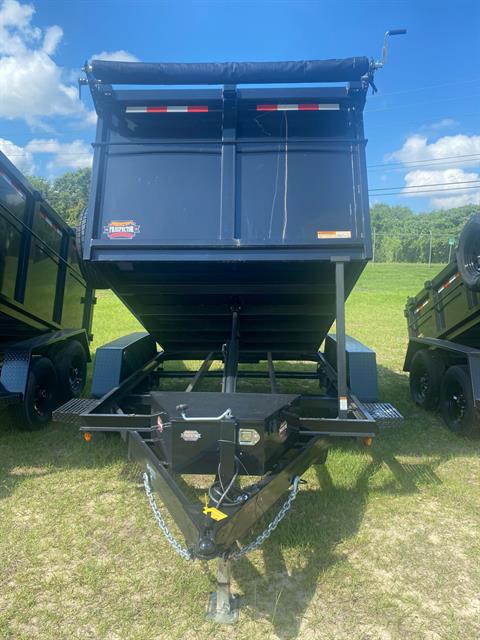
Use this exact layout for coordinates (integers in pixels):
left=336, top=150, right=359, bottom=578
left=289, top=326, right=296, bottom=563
left=370, top=179, right=480, bottom=192
left=375, top=78, right=480, bottom=99
left=365, top=93, right=480, bottom=114
left=369, top=185, right=480, bottom=196
left=367, top=153, right=480, bottom=169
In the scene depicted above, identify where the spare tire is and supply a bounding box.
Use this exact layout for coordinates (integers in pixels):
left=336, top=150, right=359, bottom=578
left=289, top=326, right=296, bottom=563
left=75, top=208, right=110, bottom=289
left=456, top=212, right=480, bottom=291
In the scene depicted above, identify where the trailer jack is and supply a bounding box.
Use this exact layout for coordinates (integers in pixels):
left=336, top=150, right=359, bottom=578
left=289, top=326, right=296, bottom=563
left=206, top=557, right=240, bottom=624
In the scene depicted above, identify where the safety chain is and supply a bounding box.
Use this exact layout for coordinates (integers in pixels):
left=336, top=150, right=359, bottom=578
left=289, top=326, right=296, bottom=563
left=228, top=476, right=301, bottom=561
left=143, top=472, right=301, bottom=562
left=142, top=472, right=194, bottom=561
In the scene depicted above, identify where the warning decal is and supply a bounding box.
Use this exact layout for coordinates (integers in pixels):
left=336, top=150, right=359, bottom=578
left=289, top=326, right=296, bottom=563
left=317, top=230, right=352, bottom=239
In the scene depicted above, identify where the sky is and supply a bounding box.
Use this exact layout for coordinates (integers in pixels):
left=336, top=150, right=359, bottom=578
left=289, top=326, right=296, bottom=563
left=0, top=0, right=479, bottom=212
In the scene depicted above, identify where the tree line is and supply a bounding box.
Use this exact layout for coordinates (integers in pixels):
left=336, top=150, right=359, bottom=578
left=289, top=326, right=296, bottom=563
left=28, top=168, right=479, bottom=264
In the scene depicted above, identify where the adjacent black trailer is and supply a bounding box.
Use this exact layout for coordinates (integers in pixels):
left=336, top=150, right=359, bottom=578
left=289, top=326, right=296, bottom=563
left=55, top=32, right=405, bottom=623
left=0, top=151, right=94, bottom=428
left=405, top=213, right=480, bottom=436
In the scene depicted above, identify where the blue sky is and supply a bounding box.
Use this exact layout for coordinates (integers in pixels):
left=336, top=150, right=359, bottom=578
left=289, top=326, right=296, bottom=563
left=0, top=0, right=479, bottom=211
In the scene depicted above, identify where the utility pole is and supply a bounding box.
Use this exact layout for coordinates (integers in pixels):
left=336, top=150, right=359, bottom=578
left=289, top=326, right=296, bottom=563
left=428, top=230, right=433, bottom=267
left=372, top=228, right=376, bottom=263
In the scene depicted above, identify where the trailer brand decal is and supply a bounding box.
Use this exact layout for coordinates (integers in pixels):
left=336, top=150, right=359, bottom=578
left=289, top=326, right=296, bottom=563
left=317, top=230, right=352, bottom=239
left=181, top=429, right=202, bottom=442
left=104, top=220, right=140, bottom=239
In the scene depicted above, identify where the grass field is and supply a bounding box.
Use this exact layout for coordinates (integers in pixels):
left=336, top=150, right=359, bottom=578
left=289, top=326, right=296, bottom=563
left=1, top=263, right=479, bottom=640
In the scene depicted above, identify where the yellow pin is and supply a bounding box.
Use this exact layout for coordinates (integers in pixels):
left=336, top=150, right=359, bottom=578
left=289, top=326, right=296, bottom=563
left=202, top=493, right=228, bottom=521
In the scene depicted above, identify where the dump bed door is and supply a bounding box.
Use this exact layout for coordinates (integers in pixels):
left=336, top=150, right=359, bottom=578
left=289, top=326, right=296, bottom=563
left=92, top=87, right=369, bottom=256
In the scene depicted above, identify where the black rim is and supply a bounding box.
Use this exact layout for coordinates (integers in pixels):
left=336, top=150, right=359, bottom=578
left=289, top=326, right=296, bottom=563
left=413, top=364, right=429, bottom=403
left=33, top=381, right=54, bottom=417
left=446, top=380, right=466, bottom=427
left=69, top=356, right=84, bottom=394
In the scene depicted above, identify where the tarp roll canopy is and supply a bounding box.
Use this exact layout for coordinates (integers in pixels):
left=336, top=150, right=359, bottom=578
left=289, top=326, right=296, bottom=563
left=88, top=57, right=371, bottom=85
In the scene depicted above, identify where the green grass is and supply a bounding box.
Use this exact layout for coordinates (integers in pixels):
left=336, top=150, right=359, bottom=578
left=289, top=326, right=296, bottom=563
left=1, top=263, right=480, bottom=640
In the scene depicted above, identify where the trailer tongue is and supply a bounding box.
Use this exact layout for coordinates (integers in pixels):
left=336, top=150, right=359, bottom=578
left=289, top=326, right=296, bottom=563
left=55, top=33, right=405, bottom=623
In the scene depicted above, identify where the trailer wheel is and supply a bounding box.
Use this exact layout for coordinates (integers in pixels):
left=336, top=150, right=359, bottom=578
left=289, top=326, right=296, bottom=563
left=11, top=357, right=58, bottom=429
left=52, top=340, right=88, bottom=400
left=457, top=213, right=480, bottom=291
left=440, top=365, right=478, bottom=435
left=409, top=350, right=445, bottom=409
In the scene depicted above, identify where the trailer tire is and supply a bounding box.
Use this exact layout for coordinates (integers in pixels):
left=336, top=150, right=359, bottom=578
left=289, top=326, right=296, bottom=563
left=409, top=349, right=445, bottom=409
left=11, top=357, right=58, bottom=430
left=440, top=365, right=478, bottom=435
left=52, top=340, right=88, bottom=401
left=457, top=213, right=480, bottom=291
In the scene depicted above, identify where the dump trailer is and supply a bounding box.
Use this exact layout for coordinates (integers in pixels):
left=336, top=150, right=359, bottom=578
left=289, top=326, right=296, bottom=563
left=55, top=31, right=405, bottom=623
left=0, top=151, right=94, bottom=428
left=405, top=213, right=480, bottom=435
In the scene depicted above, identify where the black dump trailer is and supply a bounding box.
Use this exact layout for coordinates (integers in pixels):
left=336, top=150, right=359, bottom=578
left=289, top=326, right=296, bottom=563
left=0, top=151, right=94, bottom=428
left=55, top=33, right=405, bottom=623
left=405, top=213, right=480, bottom=436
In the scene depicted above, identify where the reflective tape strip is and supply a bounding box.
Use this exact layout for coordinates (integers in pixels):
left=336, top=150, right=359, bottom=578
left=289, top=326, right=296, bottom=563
left=0, top=170, right=26, bottom=199
left=126, top=105, right=209, bottom=113
left=437, top=272, right=459, bottom=293
left=415, top=299, right=429, bottom=314
left=256, top=103, right=340, bottom=111
left=40, top=210, right=62, bottom=236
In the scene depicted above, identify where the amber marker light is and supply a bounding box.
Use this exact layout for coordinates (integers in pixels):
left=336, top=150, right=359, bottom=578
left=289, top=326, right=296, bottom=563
left=83, top=431, right=92, bottom=442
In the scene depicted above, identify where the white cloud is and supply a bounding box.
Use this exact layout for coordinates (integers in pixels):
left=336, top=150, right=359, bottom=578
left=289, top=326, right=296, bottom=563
left=386, top=133, right=480, bottom=209
left=25, top=138, right=92, bottom=171
left=0, top=0, right=82, bottom=122
left=0, top=137, right=35, bottom=172
left=387, top=134, right=480, bottom=165
left=402, top=166, right=480, bottom=210
left=89, top=49, right=138, bottom=63
left=404, top=168, right=479, bottom=192
left=421, top=118, right=459, bottom=132
left=42, top=24, right=62, bottom=55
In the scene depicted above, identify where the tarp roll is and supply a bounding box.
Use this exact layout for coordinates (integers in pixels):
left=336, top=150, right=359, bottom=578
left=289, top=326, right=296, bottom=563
left=88, top=57, right=371, bottom=85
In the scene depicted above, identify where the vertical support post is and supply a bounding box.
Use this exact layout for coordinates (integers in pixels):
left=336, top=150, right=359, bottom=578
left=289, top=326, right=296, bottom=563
left=222, top=311, right=239, bottom=393
left=428, top=230, right=433, bottom=267
left=267, top=352, right=278, bottom=393
left=372, top=228, right=376, bottom=263
left=206, top=310, right=240, bottom=624
left=333, top=259, right=348, bottom=419
left=220, top=85, right=238, bottom=241
left=206, top=557, right=239, bottom=623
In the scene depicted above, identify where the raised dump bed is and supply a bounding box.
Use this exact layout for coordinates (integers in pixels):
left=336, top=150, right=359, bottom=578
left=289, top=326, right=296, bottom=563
left=0, top=151, right=94, bottom=427
left=405, top=213, right=480, bottom=435
left=56, top=32, right=406, bottom=623
left=79, top=61, right=373, bottom=357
